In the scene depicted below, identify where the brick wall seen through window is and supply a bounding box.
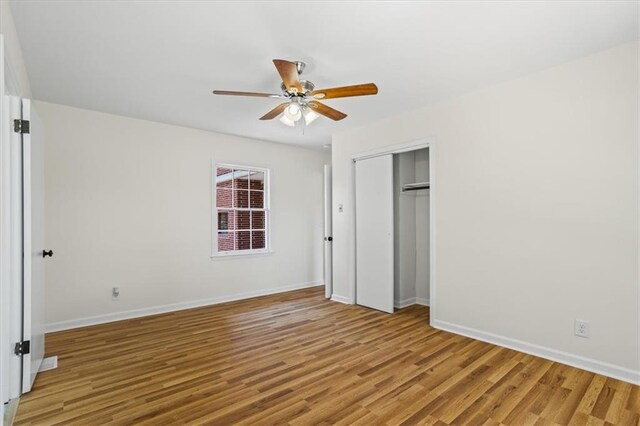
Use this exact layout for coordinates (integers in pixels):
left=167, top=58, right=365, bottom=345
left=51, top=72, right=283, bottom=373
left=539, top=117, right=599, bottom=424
left=214, top=165, right=268, bottom=254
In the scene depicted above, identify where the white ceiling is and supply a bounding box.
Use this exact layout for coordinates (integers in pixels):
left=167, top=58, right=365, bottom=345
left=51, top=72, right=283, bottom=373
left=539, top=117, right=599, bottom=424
left=10, top=1, right=638, bottom=148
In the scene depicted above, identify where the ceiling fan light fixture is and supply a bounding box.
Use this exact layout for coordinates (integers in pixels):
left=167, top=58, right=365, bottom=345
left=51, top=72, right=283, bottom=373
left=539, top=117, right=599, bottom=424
left=303, top=108, right=319, bottom=125
left=279, top=115, right=296, bottom=127
left=284, top=103, right=302, bottom=122
left=213, top=59, right=378, bottom=127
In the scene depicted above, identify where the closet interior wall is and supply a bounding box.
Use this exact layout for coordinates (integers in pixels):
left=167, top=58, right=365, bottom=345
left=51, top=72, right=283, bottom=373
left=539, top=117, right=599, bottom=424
left=393, top=148, right=430, bottom=308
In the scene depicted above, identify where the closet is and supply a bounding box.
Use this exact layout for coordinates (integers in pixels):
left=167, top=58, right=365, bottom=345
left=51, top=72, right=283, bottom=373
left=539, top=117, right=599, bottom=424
left=355, top=147, right=430, bottom=313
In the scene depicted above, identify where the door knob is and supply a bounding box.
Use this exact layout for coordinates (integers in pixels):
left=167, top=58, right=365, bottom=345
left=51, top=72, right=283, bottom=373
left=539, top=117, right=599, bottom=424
left=43, top=250, right=53, bottom=258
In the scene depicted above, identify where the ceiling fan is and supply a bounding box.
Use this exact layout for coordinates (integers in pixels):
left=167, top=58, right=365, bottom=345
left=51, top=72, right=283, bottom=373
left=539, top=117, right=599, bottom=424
left=213, top=59, right=378, bottom=127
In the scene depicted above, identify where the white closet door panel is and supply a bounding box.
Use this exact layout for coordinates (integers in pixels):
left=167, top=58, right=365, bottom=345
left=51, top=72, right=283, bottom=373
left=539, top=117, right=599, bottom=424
left=355, top=155, right=394, bottom=313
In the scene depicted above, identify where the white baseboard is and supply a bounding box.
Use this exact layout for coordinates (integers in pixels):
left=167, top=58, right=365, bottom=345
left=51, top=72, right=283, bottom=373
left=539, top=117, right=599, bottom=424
left=39, top=356, right=58, bottom=372
left=330, top=295, right=430, bottom=308
left=394, top=298, right=415, bottom=308
left=46, top=281, right=324, bottom=333
left=330, top=294, right=352, bottom=304
left=416, top=297, right=430, bottom=306
left=394, top=297, right=431, bottom=308
left=431, top=319, right=640, bottom=386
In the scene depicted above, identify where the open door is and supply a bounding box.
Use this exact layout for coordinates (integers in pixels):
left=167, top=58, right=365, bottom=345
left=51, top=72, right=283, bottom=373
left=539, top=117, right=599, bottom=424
left=323, top=165, right=332, bottom=298
left=355, top=155, right=394, bottom=313
left=20, top=99, right=46, bottom=393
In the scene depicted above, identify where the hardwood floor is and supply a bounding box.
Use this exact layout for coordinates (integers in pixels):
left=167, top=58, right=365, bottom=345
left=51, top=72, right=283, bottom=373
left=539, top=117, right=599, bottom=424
left=14, top=287, right=640, bottom=425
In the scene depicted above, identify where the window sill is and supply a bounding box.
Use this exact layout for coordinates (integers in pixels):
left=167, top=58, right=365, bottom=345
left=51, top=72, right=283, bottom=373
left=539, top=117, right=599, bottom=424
left=210, top=250, right=275, bottom=260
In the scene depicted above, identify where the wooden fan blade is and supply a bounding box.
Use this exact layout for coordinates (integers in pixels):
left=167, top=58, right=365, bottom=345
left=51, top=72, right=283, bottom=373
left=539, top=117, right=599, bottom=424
left=311, top=83, right=378, bottom=99
left=259, top=103, right=289, bottom=120
left=213, top=90, right=284, bottom=98
left=273, top=59, right=303, bottom=93
left=308, top=101, right=347, bottom=121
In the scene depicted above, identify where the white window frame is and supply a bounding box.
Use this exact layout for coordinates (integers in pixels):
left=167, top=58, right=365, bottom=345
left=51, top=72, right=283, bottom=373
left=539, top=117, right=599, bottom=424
left=211, top=162, right=272, bottom=258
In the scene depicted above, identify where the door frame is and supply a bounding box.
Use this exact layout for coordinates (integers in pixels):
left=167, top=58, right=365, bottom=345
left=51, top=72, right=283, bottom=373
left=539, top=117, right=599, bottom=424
left=0, top=33, right=7, bottom=410
left=350, top=137, right=437, bottom=320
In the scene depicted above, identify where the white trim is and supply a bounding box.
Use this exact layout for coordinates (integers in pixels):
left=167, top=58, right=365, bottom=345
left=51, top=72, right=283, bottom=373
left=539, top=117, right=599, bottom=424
left=394, top=298, right=416, bottom=309
left=394, top=297, right=431, bottom=309
left=0, top=34, right=7, bottom=411
left=210, top=250, right=274, bottom=260
left=416, top=297, right=430, bottom=306
left=351, top=138, right=433, bottom=162
left=432, top=319, right=640, bottom=386
left=45, top=281, right=323, bottom=333
left=637, top=32, right=640, bottom=399
left=428, top=140, right=437, bottom=321
left=330, top=294, right=352, bottom=305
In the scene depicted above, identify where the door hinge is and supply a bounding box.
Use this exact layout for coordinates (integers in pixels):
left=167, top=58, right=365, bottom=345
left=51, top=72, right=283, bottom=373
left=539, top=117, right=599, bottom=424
left=14, top=119, right=30, bottom=134
left=14, top=340, right=30, bottom=356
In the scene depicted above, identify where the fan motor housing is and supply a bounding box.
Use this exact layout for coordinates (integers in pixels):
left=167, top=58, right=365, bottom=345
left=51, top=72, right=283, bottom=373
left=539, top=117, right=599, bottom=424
left=281, top=80, right=315, bottom=96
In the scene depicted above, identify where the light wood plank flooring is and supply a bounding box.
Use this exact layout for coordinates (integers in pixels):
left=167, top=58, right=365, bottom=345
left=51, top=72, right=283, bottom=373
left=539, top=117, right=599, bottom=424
left=14, top=287, right=640, bottom=425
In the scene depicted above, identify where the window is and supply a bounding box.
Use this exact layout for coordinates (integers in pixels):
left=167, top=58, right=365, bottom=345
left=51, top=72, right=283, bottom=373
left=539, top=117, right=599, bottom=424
left=213, top=164, right=270, bottom=256
left=218, top=212, right=229, bottom=232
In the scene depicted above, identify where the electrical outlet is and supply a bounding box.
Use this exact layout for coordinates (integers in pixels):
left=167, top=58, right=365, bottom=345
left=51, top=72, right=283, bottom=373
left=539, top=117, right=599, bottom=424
left=575, top=319, right=589, bottom=338
left=112, top=287, right=120, bottom=301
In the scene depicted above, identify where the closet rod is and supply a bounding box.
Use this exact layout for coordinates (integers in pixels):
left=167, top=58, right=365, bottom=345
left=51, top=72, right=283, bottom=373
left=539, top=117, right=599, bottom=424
left=402, top=182, right=430, bottom=192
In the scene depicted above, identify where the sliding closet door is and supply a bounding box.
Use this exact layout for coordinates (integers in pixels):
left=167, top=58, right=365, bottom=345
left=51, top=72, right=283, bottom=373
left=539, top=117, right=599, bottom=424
left=355, top=155, right=394, bottom=313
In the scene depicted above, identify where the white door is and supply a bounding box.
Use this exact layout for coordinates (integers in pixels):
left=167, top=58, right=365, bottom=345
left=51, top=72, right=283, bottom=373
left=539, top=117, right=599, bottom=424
left=355, top=155, right=394, bottom=313
left=7, top=96, right=24, bottom=399
left=21, top=99, right=46, bottom=393
left=323, top=165, right=332, bottom=298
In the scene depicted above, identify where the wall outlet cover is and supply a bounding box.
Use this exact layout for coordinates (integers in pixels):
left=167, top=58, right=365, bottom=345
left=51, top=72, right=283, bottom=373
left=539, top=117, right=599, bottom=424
left=574, top=319, right=590, bottom=338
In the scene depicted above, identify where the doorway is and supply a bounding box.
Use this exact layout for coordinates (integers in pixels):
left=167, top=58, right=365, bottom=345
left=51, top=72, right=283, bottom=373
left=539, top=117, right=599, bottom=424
left=352, top=139, right=435, bottom=315
left=393, top=148, right=430, bottom=309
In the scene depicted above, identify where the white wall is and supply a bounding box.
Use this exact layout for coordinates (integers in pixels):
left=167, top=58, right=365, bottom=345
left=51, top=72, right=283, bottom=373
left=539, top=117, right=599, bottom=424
left=38, top=101, right=329, bottom=329
left=0, top=2, right=31, bottom=97
left=332, top=43, right=639, bottom=382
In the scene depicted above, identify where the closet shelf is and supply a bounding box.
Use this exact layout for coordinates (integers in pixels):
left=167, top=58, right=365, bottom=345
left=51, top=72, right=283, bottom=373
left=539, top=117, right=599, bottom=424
left=402, top=182, right=430, bottom=192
